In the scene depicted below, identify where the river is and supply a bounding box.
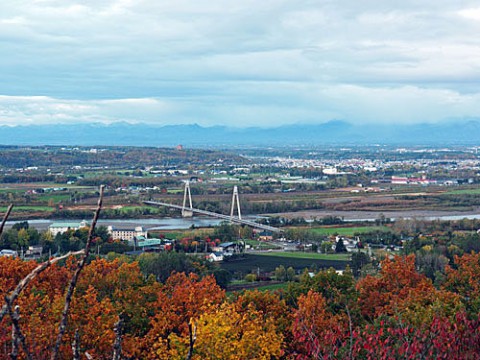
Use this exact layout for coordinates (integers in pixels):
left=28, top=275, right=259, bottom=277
left=6, top=212, right=480, bottom=232
left=4, top=217, right=227, bottom=231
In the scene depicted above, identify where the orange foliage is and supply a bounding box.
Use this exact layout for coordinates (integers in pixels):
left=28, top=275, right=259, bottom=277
left=443, top=252, right=480, bottom=313
left=356, top=255, right=461, bottom=324
left=291, top=290, right=348, bottom=359
left=143, top=272, right=225, bottom=359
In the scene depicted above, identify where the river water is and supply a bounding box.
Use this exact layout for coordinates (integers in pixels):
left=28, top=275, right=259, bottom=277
left=6, top=213, right=480, bottom=232
left=5, top=217, right=226, bottom=231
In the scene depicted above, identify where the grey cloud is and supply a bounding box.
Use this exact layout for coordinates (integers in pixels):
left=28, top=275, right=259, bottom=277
left=1, top=1, right=480, bottom=126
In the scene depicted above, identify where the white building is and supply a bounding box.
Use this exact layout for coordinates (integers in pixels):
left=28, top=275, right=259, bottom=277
left=107, top=226, right=147, bottom=242
left=49, top=220, right=88, bottom=236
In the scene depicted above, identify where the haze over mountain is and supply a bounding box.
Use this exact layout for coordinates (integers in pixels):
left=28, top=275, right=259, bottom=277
left=0, top=120, right=478, bottom=147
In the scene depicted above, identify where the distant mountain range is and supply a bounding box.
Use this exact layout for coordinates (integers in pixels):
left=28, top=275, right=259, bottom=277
left=0, top=120, right=479, bottom=147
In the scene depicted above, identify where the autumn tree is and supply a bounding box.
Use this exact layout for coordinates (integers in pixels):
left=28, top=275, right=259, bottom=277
left=186, top=302, right=283, bottom=360
left=356, top=255, right=461, bottom=325
left=142, top=272, right=225, bottom=359
left=443, top=252, right=480, bottom=314
left=291, top=290, right=349, bottom=359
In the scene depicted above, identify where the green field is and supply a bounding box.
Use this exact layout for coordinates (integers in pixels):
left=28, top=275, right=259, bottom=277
left=40, top=194, right=71, bottom=203
left=253, top=282, right=289, bottom=292
left=118, top=206, right=157, bottom=212
left=258, top=251, right=350, bottom=261
left=220, top=253, right=349, bottom=276
left=0, top=206, right=55, bottom=212
left=0, top=188, right=25, bottom=193
left=445, top=188, right=480, bottom=195
left=311, top=226, right=390, bottom=236
left=227, top=282, right=289, bottom=295
left=167, top=189, right=183, bottom=194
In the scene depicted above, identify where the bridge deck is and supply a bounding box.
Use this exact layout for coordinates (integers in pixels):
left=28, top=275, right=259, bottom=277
left=143, top=201, right=282, bottom=233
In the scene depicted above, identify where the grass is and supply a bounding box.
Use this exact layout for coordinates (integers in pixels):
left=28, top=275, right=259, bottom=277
left=0, top=188, right=25, bottom=193
left=220, top=253, right=349, bottom=275
left=118, top=206, right=155, bottom=211
left=445, top=188, right=480, bottom=195
left=40, top=194, right=71, bottom=203
left=0, top=206, right=55, bottom=212
left=167, top=189, right=183, bottom=194
left=258, top=251, right=351, bottom=261
left=254, top=282, right=289, bottom=292
left=310, top=226, right=390, bottom=236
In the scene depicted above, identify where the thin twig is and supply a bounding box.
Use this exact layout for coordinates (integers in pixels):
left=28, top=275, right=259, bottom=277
left=0, top=204, right=13, bottom=237
left=50, top=185, right=104, bottom=360
left=186, top=321, right=197, bottom=360
left=112, top=315, right=124, bottom=360
left=72, top=329, right=80, bottom=360
left=0, top=250, right=85, bottom=322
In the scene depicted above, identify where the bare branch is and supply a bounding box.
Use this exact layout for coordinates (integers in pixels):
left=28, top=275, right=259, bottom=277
left=112, top=316, right=124, bottom=360
left=72, top=329, right=80, bottom=360
left=186, top=320, right=197, bottom=360
left=0, top=250, right=85, bottom=322
left=0, top=204, right=13, bottom=237
left=6, top=304, right=32, bottom=360
left=9, top=304, right=19, bottom=360
left=51, top=185, right=104, bottom=360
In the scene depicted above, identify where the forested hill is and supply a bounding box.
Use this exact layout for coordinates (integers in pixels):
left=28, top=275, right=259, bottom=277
left=0, top=146, right=246, bottom=168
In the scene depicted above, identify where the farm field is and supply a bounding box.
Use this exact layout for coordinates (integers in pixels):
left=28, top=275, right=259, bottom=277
left=257, top=251, right=351, bottom=261
left=310, top=226, right=390, bottom=236
left=227, top=281, right=288, bottom=294
left=0, top=206, right=55, bottom=212
left=445, top=187, right=480, bottom=195
left=220, top=253, right=349, bottom=276
left=254, top=282, right=288, bottom=292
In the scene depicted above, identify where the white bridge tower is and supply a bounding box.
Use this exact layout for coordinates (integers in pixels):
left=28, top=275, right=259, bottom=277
left=230, top=185, right=242, bottom=221
left=182, top=181, right=193, bottom=217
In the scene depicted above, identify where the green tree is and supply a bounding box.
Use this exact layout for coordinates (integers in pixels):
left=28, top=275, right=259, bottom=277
left=274, top=265, right=286, bottom=281
left=351, top=252, right=371, bottom=277
left=335, top=239, right=347, bottom=253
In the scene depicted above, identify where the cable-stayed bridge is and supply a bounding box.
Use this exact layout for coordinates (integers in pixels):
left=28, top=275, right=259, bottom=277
left=143, top=182, right=282, bottom=233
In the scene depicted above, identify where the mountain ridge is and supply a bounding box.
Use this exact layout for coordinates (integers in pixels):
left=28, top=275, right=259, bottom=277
left=0, top=120, right=478, bottom=146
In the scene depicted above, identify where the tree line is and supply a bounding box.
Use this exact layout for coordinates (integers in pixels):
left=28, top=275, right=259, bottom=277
left=0, top=253, right=479, bottom=359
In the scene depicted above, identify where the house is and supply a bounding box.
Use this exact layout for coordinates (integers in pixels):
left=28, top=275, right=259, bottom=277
left=0, top=249, right=17, bottom=257
left=207, top=252, right=224, bottom=262
left=25, top=246, right=43, bottom=259
left=49, top=220, right=88, bottom=236
left=212, top=242, right=239, bottom=255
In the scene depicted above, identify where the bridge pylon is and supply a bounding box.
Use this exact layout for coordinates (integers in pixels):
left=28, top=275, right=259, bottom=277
left=182, top=181, right=193, bottom=217
left=230, top=185, right=242, bottom=221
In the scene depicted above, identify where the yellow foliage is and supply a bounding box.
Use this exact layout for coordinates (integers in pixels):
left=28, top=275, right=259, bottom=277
left=421, top=245, right=433, bottom=252
left=165, top=302, right=283, bottom=360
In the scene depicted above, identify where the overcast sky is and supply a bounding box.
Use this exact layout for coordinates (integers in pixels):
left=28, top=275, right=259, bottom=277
left=1, top=0, right=480, bottom=127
